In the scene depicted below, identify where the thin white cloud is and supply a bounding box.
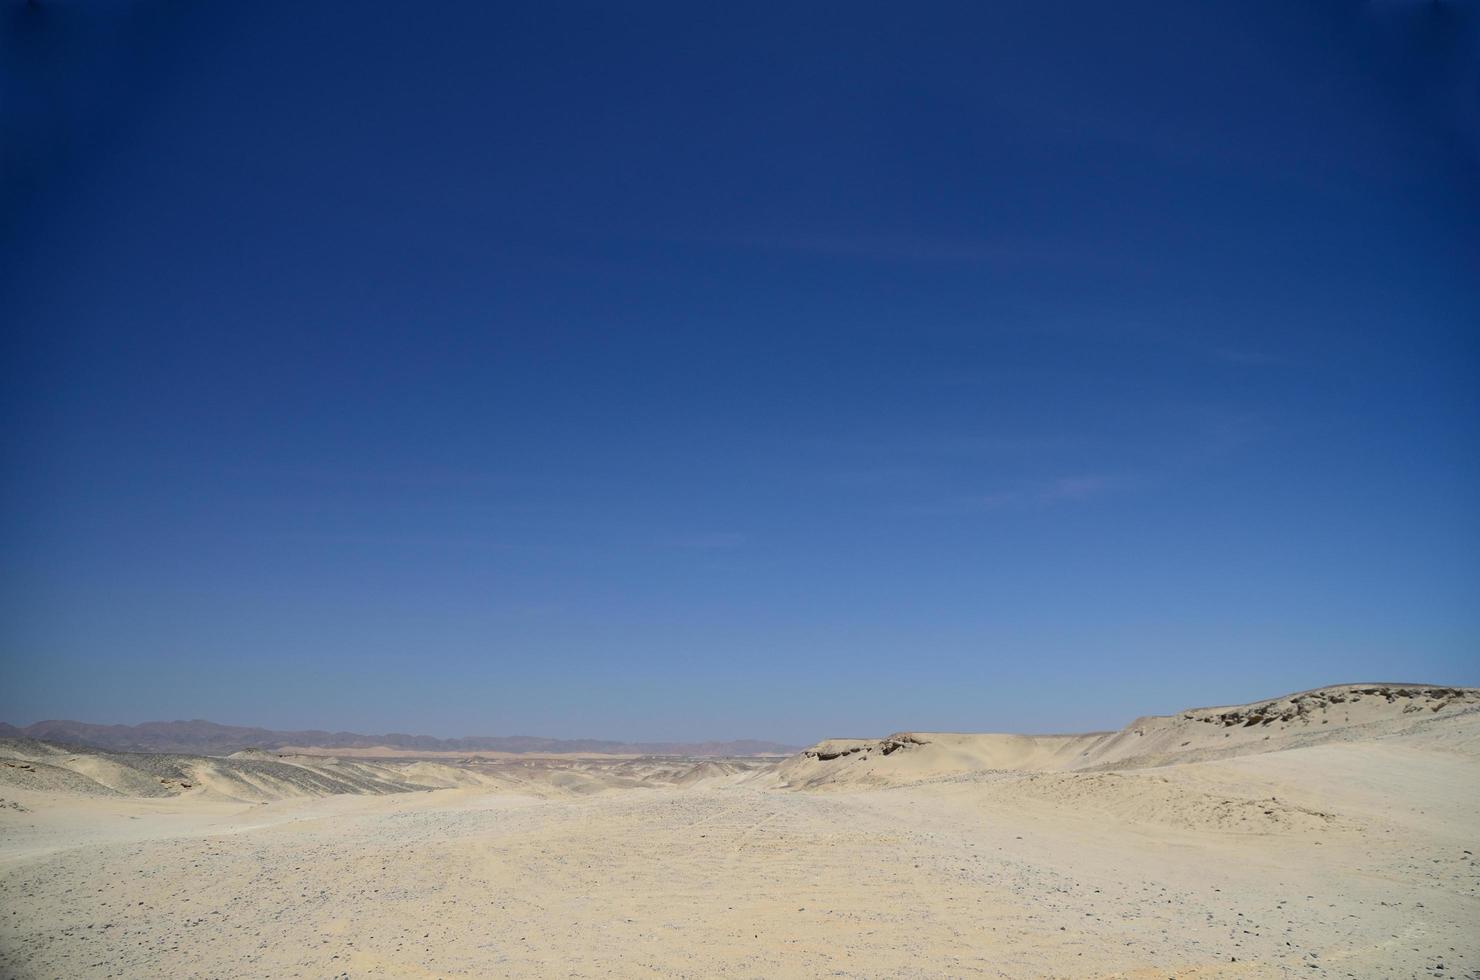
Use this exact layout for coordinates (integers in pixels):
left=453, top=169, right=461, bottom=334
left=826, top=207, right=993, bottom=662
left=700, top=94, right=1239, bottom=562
left=1212, top=347, right=1285, bottom=366
left=665, top=532, right=748, bottom=550
left=914, top=474, right=1135, bottom=515
left=1044, top=474, right=1132, bottom=501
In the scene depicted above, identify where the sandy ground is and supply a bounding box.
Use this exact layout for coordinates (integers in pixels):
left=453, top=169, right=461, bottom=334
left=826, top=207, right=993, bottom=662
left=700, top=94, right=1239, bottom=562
left=2, top=686, right=1477, bottom=979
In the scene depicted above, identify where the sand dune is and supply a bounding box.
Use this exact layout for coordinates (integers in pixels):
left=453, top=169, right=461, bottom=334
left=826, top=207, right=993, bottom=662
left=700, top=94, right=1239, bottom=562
left=2, top=683, right=1476, bottom=978
left=771, top=683, right=1480, bottom=789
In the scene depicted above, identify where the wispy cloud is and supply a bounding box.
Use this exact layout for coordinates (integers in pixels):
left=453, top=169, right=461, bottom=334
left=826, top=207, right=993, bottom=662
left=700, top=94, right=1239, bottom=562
left=1189, top=411, right=1265, bottom=464
left=1212, top=347, right=1286, bottom=366
left=962, top=490, right=1022, bottom=511
left=1044, top=474, right=1131, bottom=501
left=664, top=532, right=748, bottom=550
left=919, top=474, right=1137, bottom=515
left=678, top=227, right=1141, bottom=273
left=485, top=602, right=563, bottom=621
left=810, top=431, right=1078, bottom=485
left=231, top=463, right=513, bottom=490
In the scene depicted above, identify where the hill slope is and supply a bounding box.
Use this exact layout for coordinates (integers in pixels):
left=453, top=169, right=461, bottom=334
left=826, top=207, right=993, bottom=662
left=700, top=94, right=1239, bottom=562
left=0, top=738, right=761, bottom=802
left=771, top=683, right=1480, bottom=789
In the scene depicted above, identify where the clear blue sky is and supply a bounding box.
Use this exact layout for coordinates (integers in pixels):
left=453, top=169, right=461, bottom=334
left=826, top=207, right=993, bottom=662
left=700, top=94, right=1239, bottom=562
left=2, top=1, right=1477, bottom=744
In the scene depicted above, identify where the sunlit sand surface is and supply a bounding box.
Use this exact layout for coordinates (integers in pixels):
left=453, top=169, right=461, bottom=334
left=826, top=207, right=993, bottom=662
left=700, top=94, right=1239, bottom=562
left=2, top=685, right=1476, bottom=978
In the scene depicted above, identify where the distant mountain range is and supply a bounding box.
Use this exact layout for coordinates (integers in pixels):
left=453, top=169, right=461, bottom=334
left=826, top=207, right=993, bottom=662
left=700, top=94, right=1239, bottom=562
left=0, top=719, right=800, bottom=758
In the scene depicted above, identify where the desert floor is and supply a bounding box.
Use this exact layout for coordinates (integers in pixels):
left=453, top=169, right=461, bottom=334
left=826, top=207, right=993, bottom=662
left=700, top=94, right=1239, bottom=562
left=2, top=689, right=1477, bottom=979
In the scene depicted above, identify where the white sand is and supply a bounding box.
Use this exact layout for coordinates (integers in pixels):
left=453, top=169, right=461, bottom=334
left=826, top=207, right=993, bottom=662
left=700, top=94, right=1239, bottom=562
left=2, top=684, right=1476, bottom=978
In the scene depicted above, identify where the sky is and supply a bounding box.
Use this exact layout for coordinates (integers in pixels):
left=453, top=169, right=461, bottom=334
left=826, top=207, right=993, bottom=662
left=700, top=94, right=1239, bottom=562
left=2, top=1, right=1477, bottom=744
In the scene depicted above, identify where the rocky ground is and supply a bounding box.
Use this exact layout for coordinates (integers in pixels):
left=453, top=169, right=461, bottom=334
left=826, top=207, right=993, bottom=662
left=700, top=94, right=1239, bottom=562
left=1, top=686, right=1476, bottom=978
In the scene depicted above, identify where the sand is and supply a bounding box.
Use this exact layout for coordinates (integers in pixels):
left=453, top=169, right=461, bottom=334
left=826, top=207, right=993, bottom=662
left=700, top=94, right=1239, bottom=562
left=1, top=683, right=1477, bottom=978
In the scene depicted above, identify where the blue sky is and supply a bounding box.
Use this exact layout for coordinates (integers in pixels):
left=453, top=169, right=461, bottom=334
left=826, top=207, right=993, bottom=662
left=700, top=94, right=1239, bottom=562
left=2, top=1, right=1477, bottom=743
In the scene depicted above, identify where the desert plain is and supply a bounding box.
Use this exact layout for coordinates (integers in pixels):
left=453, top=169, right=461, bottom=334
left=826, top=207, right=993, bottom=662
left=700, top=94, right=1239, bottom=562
left=1, top=683, right=1477, bottom=979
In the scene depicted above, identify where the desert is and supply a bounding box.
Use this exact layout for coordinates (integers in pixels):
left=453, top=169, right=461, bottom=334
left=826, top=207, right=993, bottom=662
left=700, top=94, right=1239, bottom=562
left=2, top=683, right=1476, bottom=979
left=8, top=3, right=1476, bottom=977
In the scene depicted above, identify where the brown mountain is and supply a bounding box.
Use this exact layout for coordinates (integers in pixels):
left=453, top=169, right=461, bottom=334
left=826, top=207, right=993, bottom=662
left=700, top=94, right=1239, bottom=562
left=0, top=719, right=799, bottom=758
